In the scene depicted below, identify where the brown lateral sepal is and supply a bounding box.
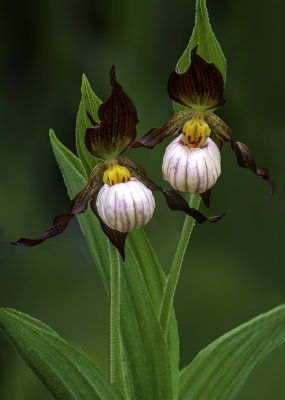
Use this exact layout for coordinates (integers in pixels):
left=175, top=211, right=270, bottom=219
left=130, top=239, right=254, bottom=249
left=131, top=110, right=192, bottom=149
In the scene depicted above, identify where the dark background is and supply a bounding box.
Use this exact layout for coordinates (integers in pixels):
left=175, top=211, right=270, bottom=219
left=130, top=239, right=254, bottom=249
left=1, top=0, right=284, bottom=398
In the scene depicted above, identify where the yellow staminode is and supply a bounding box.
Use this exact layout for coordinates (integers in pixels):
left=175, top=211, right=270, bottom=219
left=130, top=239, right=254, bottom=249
left=103, top=163, right=131, bottom=186
left=183, top=114, right=211, bottom=148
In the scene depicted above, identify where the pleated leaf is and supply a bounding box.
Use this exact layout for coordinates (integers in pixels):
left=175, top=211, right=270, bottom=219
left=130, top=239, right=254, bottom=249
left=179, top=305, right=285, bottom=400
left=76, top=74, right=102, bottom=175
left=0, top=308, right=123, bottom=400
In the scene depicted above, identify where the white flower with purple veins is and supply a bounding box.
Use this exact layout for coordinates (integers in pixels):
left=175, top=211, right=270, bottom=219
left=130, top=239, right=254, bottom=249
left=162, top=133, right=221, bottom=193
left=97, top=176, right=155, bottom=232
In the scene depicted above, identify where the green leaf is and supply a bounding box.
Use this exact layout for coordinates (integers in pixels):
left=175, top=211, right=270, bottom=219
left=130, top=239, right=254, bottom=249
left=127, top=230, right=180, bottom=399
left=50, top=129, right=87, bottom=189
left=108, top=243, right=128, bottom=397
left=0, top=308, right=123, bottom=400
left=50, top=130, right=111, bottom=292
left=178, top=0, right=226, bottom=78
left=76, top=74, right=102, bottom=175
left=119, top=246, right=174, bottom=400
left=126, top=230, right=165, bottom=314
left=179, top=305, right=285, bottom=400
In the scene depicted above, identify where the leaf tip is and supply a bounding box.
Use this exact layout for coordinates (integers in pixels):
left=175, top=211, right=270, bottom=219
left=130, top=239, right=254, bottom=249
left=81, top=73, right=91, bottom=93
left=49, top=128, right=55, bottom=139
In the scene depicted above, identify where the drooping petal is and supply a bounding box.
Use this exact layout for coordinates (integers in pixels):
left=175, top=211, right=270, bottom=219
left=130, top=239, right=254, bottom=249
left=119, top=157, right=225, bottom=224
left=12, top=214, right=75, bottom=247
left=12, top=163, right=106, bottom=247
left=231, top=140, right=274, bottom=194
left=162, top=189, right=224, bottom=223
left=85, top=65, right=139, bottom=159
left=131, top=110, right=193, bottom=149
left=204, top=112, right=231, bottom=147
left=167, top=45, right=225, bottom=110
left=90, top=196, right=127, bottom=261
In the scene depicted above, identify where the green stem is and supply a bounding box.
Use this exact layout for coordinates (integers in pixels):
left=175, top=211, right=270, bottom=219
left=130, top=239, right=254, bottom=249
left=109, top=243, right=123, bottom=386
left=159, top=194, right=201, bottom=338
left=109, top=244, right=132, bottom=399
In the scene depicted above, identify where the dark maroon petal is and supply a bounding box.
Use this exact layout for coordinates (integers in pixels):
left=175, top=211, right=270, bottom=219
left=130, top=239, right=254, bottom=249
left=162, top=189, right=225, bottom=223
left=12, top=214, right=74, bottom=247
left=90, top=196, right=127, bottom=261
left=204, top=112, right=231, bottom=146
left=119, top=157, right=225, bottom=224
left=85, top=65, right=139, bottom=159
left=231, top=140, right=274, bottom=194
left=200, top=189, right=211, bottom=208
left=12, top=163, right=106, bottom=247
left=69, top=162, right=106, bottom=213
left=168, top=45, right=225, bottom=110
left=131, top=110, right=192, bottom=149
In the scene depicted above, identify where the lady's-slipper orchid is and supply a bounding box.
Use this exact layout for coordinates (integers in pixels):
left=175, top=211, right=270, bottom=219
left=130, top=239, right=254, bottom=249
left=132, top=45, right=274, bottom=206
left=13, top=66, right=224, bottom=259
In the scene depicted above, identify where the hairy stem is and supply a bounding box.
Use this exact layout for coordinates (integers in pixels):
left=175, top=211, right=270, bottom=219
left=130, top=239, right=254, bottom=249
left=109, top=243, right=124, bottom=390
left=160, top=193, right=201, bottom=337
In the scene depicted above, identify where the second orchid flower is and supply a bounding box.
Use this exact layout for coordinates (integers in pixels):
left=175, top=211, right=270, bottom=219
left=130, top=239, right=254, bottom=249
left=133, top=45, right=274, bottom=207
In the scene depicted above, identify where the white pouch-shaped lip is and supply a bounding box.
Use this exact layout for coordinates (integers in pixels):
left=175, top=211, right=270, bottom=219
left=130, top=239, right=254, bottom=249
left=162, top=134, right=221, bottom=194
left=96, top=177, right=155, bottom=233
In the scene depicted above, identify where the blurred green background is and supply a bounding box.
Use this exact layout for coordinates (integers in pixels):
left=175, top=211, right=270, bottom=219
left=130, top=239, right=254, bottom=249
left=1, top=0, right=284, bottom=398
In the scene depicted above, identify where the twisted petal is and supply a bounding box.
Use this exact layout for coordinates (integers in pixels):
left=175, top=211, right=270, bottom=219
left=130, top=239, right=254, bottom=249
left=12, top=214, right=75, bottom=247
left=119, top=157, right=225, bottom=224
left=205, top=113, right=273, bottom=193
left=204, top=112, right=231, bottom=147
left=168, top=45, right=225, bottom=110
left=131, top=110, right=193, bottom=149
left=231, top=140, right=274, bottom=194
left=12, top=163, right=106, bottom=247
left=85, top=65, right=139, bottom=159
left=161, top=190, right=224, bottom=223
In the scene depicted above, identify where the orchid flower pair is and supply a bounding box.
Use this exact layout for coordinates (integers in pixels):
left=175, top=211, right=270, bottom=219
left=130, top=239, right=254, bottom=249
left=14, top=47, right=272, bottom=259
